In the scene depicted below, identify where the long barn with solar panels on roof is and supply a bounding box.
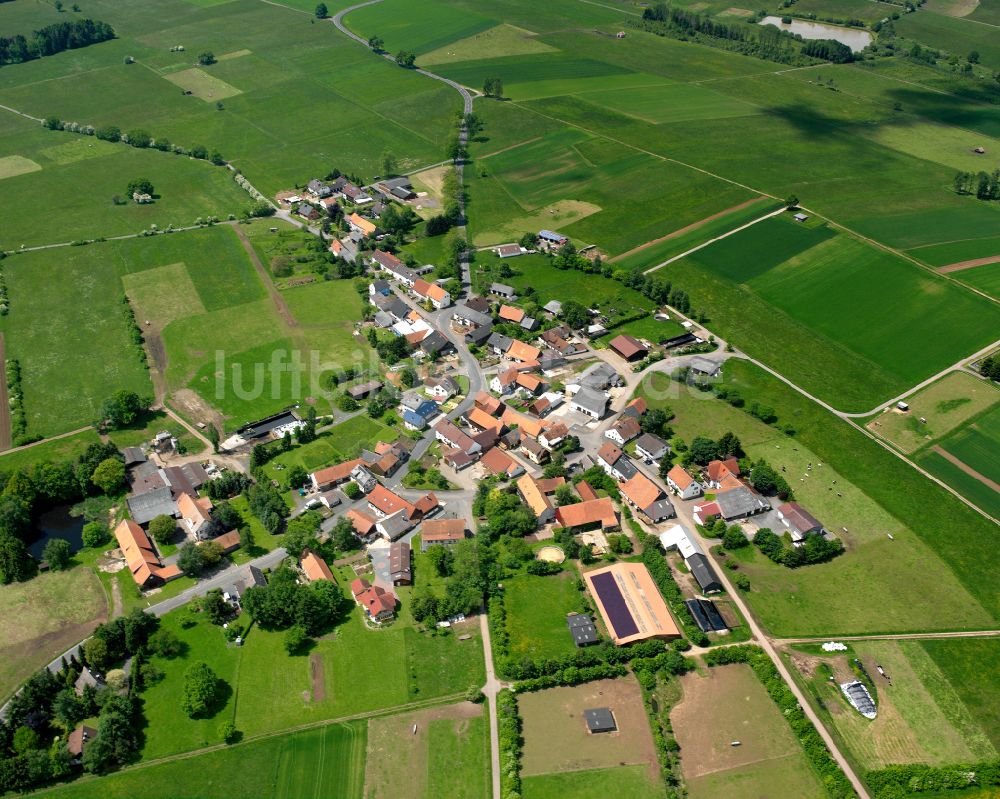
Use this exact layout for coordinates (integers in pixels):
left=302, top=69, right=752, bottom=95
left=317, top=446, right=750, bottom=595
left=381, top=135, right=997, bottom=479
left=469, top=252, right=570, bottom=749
left=583, top=562, right=680, bottom=646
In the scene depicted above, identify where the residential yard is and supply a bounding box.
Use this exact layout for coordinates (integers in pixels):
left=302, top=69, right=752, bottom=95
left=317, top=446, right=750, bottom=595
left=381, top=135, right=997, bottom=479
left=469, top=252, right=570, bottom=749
left=260, top=415, right=399, bottom=487
left=0, top=567, right=107, bottom=704
left=364, top=703, right=489, bottom=799
left=638, top=368, right=997, bottom=635
left=519, top=676, right=658, bottom=778
left=503, top=571, right=591, bottom=661
left=672, top=664, right=826, bottom=799
left=44, top=722, right=366, bottom=799
left=593, top=315, right=687, bottom=348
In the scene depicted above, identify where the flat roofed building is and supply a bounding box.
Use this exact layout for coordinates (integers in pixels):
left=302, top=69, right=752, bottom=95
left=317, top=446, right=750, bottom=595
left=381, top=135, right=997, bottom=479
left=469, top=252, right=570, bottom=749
left=583, top=562, right=680, bottom=645
left=566, top=613, right=599, bottom=647
left=685, top=598, right=728, bottom=632
left=584, top=707, right=617, bottom=733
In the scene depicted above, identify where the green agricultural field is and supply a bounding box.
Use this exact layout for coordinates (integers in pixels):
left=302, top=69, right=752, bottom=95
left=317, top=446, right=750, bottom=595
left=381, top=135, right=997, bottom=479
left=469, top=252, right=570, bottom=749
left=922, top=638, right=1000, bottom=749
left=778, top=0, right=890, bottom=23
left=915, top=404, right=1000, bottom=517
left=908, top=236, right=1000, bottom=268
left=579, top=82, right=762, bottom=125
left=365, top=704, right=489, bottom=799
left=345, top=0, right=497, bottom=55
left=0, top=429, right=103, bottom=470
left=421, top=23, right=559, bottom=65
left=0, top=111, right=248, bottom=248
left=0, top=0, right=461, bottom=198
left=897, top=11, right=1000, bottom=70
left=611, top=197, right=782, bottom=272
left=468, top=122, right=753, bottom=254
left=0, top=568, right=107, bottom=705
left=44, top=722, right=367, bottom=799
left=522, top=766, right=664, bottom=799
left=952, top=263, right=1000, bottom=300
left=664, top=214, right=1000, bottom=410
left=864, top=371, right=1000, bottom=454
left=638, top=366, right=1000, bottom=635
left=503, top=572, right=588, bottom=661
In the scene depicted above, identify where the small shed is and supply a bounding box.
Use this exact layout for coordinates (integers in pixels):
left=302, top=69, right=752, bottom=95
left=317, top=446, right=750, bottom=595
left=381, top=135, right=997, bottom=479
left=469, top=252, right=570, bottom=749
left=584, top=707, right=617, bottom=733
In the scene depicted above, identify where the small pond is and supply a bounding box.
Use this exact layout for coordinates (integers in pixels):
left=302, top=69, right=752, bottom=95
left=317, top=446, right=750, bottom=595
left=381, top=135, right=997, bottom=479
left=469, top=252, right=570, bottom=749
left=29, top=505, right=86, bottom=559
left=759, top=16, right=873, bottom=52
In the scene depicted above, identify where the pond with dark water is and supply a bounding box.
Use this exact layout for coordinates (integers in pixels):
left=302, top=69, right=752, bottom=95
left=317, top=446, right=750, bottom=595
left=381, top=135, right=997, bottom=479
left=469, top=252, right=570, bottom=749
left=29, top=505, right=86, bottom=559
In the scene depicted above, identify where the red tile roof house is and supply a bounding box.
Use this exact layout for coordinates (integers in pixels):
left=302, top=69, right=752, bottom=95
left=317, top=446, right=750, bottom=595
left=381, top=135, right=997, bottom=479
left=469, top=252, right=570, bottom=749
left=310, top=458, right=363, bottom=491
left=608, top=334, right=648, bottom=362
left=619, top=472, right=675, bottom=523
left=420, top=518, right=468, bottom=551
left=479, top=446, right=523, bottom=479
left=346, top=508, right=379, bottom=541
left=666, top=465, right=703, bottom=500
left=351, top=577, right=397, bottom=622
left=704, top=457, right=741, bottom=490
left=300, top=549, right=334, bottom=582
left=555, top=497, right=620, bottom=531
left=115, top=519, right=182, bottom=589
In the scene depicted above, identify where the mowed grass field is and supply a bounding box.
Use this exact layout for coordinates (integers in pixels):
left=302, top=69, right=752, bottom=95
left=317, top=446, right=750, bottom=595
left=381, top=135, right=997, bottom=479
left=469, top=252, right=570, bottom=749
left=790, top=639, right=998, bottom=772
left=0, top=246, right=154, bottom=438
left=0, top=111, right=248, bottom=248
left=364, top=703, right=489, bottom=799
left=44, top=722, right=367, bottom=799
left=503, top=572, right=589, bottom=661
left=0, top=0, right=461, bottom=199
left=522, top=766, right=664, bottom=799
left=864, top=371, right=1000, bottom=454
left=468, top=111, right=755, bottom=254
left=0, top=568, right=107, bottom=704
left=672, top=664, right=826, bottom=799
left=663, top=213, right=1000, bottom=411
left=1, top=224, right=372, bottom=437
left=138, top=582, right=484, bottom=759
left=637, top=365, right=999, bottom=635
left=922, top=638, right=1000, bottom=750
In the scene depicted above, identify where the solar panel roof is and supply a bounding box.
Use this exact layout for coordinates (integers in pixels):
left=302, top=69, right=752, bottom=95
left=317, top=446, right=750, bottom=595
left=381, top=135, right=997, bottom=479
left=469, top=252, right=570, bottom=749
left=590, top=571, right=638, bottom=638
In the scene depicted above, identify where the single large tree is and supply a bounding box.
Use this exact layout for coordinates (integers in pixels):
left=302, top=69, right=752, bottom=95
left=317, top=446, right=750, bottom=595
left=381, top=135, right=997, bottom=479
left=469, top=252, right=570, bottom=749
left=42, top=538, right=72, bottom=571
left=182, top=661, right=219, bottom=717
left=148, top=515, right=176, bottom=544
left=315, top=2, right=328, bottom=18
left=90, top=458, right=125, bottom=495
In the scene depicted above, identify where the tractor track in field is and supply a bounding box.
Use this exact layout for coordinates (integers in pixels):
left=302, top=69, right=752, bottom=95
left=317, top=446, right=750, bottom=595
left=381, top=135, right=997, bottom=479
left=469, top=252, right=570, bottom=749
left=938, top=254, right=1000, bottom=273
left=931, top=444, right=1000, bottom=493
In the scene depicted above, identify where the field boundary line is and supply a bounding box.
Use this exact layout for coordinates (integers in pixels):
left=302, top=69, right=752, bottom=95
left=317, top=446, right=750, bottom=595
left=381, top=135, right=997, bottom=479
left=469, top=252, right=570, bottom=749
left=938, top=254, right=1000, bottom=273
left=0, top=425, right=93, bottom=458
left=27, top=693, right=469, bottom=797
left=611, top=195, right=769, bottom=263
left=642, top=206, right=785, bottom=273
left=931, top=444, right=1000, bottom=493
left=512, top=101, right=776, bottom=199
left=688, top=749, right=804, bottom=780
left=577, top=0, right=642, bottom=16
left=478, top=136, right=544, bottom=160
left=778, top=629, right=1000, bottom=644
left=0, top=333, right=11, bottom=451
